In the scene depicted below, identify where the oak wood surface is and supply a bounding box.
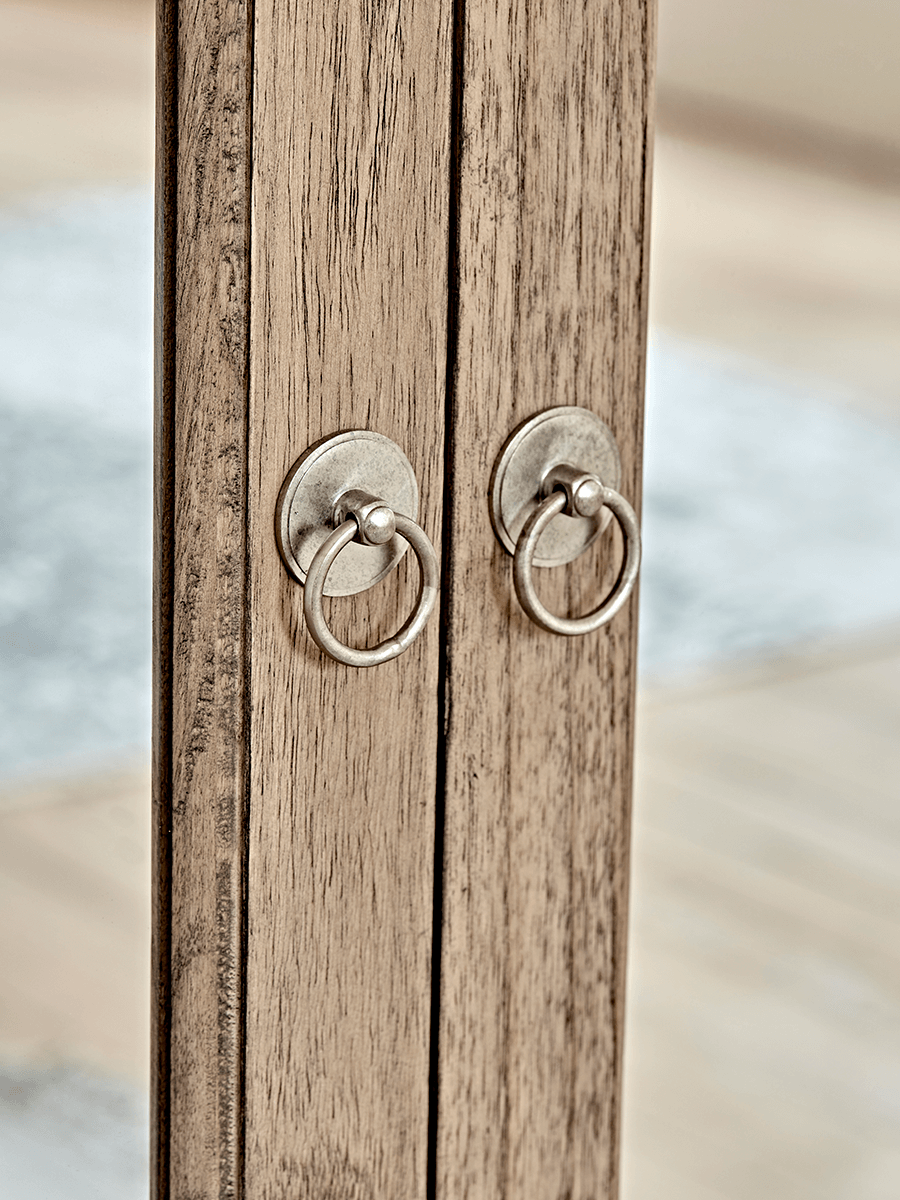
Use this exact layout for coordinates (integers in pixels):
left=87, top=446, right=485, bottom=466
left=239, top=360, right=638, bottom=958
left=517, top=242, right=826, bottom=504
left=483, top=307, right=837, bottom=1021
left=243, top=1, right=451, bottom=1197
left=154, top=0, right=253, bottom=1196
left=435, top=2, right=655, bottom=1198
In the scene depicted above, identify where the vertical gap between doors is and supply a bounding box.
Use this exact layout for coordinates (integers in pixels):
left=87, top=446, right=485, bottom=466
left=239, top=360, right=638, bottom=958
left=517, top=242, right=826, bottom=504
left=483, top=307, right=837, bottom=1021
left=151, top=0, right=177, bottom=1193
left=427, top=0, right=466, bottom=1193
left=237, top=3, right=256, bottom=1197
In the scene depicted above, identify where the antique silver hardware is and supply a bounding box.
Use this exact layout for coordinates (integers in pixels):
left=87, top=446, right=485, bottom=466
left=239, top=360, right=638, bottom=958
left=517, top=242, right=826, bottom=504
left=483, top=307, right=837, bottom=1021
left=489, top=406, right=641, bottom=636
left=276, top=431, right=439, bottom=666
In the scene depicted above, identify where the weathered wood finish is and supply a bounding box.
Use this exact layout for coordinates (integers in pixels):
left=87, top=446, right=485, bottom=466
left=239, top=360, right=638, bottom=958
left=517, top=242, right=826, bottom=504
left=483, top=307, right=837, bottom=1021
left=435, top=1, right=655, bottom=1198
left=154, top=0, right=253, bottom=1196
left=156, top=0, right=652, bottom=1193
left=243, top=1, right=451, bottom=1197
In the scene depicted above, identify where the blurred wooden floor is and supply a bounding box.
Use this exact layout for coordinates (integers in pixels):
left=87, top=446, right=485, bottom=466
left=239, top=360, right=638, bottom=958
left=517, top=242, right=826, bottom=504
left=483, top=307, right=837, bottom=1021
left=0, top=764, right=150, bottom=1082
left=650, top=134, right=900, bottom=420
left=625, top=630, right=900, bottom=1199
left=2, top=628, right=898, bottom=1198
left=0, top=0, right=153, bottom=198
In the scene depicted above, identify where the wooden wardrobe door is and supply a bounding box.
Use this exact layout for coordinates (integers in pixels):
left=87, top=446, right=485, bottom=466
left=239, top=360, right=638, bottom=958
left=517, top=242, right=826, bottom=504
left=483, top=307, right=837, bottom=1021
left=435, top=0, right=655, bottom=1197
left=243, top=1, right=452, bottom=1195
left=154, top=0, right=652, bottom=1195
left=155, top=0, right=452, bottom=1195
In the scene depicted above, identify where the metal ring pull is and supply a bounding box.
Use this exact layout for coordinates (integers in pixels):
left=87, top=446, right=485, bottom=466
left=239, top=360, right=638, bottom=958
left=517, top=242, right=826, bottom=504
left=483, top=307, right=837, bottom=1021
left=275, top=430, right=438, bottom=668
left=513, top=465, right=641, bottom=636
left=304, top=491, right=439, bottom=667
left=489, top=406, right=642, bottom=637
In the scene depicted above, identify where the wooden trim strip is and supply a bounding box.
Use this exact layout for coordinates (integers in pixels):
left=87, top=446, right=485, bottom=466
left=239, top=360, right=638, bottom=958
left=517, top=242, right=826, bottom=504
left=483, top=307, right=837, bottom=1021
left=153, top=0, right=255, bottom=1195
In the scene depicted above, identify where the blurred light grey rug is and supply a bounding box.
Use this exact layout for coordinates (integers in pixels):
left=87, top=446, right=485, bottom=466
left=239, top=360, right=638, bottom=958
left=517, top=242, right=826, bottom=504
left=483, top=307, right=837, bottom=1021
left=2, top=190, right=900, bottom=776
left=0, top=1063, right=147, bottom=1200
left=640, top=334, right=900, bottom=676
left=0, top=191, right=152, bottom=779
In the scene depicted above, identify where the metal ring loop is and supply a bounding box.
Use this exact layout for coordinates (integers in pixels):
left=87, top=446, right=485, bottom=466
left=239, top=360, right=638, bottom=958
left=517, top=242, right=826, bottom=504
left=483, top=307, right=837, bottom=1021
left=304, top=512, right=439, bottom=667
left=513, top=484, right=641, bottom=636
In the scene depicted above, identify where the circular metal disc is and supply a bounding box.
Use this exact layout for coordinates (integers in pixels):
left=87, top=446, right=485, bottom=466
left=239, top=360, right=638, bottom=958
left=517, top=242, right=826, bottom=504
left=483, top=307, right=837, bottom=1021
left=489, top=407, right=622, bottom=568
left=276, top=431, right=419, bottom=596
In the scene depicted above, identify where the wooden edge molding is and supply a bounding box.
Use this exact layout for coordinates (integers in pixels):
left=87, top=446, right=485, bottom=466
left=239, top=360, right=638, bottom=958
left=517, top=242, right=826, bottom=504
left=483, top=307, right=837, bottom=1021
left=153, top=0, right=254, bottom=1196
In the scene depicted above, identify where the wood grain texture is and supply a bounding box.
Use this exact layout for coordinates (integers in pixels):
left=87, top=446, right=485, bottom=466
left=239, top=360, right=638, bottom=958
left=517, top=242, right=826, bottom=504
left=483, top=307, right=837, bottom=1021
left=435, top=1, right=655, bottom=1197
left=244, top=1, right=451, bottom=1197
left=157, top=0, right=650, bottom=1192
left=154, top=0, right=252, bottom=1196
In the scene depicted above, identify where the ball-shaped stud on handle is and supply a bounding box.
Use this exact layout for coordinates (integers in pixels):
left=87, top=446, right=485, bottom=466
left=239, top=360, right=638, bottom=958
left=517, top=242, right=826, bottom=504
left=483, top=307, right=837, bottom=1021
left=572, top=475, right=604, bottom=517
left=359, top=504, right=396, bottom=545
left=541, top=463, right=606, bottom=518
left=334, top=489, right=398, bottom=547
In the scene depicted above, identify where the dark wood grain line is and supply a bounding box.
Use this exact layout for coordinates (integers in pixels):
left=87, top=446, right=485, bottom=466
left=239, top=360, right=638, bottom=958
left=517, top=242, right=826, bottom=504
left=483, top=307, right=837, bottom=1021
left=152, top=0, right=177, bottom=1194
left=427, top=0, right=468, bottom=1192
left=237, top=13, right=256, bottom=1200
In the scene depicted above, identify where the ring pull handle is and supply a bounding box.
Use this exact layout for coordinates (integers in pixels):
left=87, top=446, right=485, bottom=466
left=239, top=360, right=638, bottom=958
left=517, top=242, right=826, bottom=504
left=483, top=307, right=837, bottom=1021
left=304, top=491, right=439, bottom=668
left=513, top=465, right=641, bottom=637
left=489, top=406, right=642, bottom=637
left=275, top=430, right=439, bottom=668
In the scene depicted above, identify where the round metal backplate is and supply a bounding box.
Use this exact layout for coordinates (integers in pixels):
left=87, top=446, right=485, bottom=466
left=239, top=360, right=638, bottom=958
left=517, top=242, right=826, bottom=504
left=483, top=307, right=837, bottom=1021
left=489, top=407, right=622, bottom=568
left=276, top=431, right=419, bottom=596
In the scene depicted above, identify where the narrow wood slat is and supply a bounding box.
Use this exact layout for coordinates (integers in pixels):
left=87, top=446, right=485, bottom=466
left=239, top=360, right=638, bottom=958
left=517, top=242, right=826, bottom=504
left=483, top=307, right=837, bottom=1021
left=436, top=1, right=655, bottom=1197
left=154, top=0, right=254, bottom=1197
left=244, top=2, right=452, bottom=1196
left=152, top=5, right=175, bottom=1192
